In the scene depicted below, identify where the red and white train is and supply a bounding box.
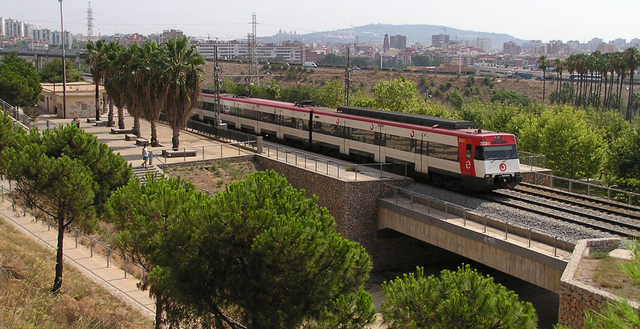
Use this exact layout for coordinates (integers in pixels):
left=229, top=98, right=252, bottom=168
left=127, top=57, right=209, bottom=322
left=194, top=93, right=522, bottom=191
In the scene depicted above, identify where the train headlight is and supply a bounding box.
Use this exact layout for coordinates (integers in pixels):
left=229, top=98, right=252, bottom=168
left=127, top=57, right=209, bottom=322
left=484, top=174, right=492, bottom=178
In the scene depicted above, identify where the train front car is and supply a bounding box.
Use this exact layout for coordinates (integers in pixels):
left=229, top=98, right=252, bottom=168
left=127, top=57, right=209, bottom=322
left=459, top=132, right=522, bottom=191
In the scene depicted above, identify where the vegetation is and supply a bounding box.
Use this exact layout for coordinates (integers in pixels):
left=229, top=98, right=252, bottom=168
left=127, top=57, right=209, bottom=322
left=381, top=265, right=537, bottom=329
left=550, top=49, right=640, bottom=118
left=38, top=58, right=83, bottom=83
left=0, top=52, right=41, bottom=108
left=0, top=218, right=153, bottom=328
left=107, top=170, right=374, bottom=329
left=0, top=124, right=131, bottom=293
left=90, top=36, right=204, bottom=146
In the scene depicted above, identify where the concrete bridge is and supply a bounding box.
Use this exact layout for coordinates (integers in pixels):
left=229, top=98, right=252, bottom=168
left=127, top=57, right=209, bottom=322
left=254, top=145, right=572, bottom=294
left=0, top=47, right=84, bottom=70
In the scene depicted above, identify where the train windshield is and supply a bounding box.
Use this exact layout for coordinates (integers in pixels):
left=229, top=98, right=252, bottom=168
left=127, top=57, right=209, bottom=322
left=474, top=145, right=518, bottom=160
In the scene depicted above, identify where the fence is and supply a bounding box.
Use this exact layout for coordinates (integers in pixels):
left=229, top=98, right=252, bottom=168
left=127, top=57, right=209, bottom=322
left=531, top=172, right=640, bottom=206
left=382, top=183, right=568, bottom=258
left=519, top=151, right=547, bottom=169
left=158, top=113, right=258, bottom=145
left=0, top=183, right=147, bottom=282
left=263, top=143, right=408, bottom=181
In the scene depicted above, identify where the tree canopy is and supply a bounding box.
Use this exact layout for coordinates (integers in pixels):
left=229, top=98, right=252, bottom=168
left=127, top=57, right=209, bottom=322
left=38, top=58, right=83, bottom=83
left=107, top=170, right=374, bottom=329
left=0, top=52, right=41, bottom=108
left=1, top=124, right=132, bottom=293
left=381, top=265, right=537, bottom=329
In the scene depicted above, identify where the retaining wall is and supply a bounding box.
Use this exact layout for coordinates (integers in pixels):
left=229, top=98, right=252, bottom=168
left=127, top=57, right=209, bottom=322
left=255, top=155, right=460, bottom=270
left=558, top=238, right=639, bottom=328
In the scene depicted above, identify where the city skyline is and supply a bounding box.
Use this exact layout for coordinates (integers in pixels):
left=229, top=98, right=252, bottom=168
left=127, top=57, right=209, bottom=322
left=3, top=0, right=640, bottom=43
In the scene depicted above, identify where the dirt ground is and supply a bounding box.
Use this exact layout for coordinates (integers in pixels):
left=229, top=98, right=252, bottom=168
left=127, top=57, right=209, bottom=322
left=165, top=160, right=262, bottom=194
left=205, top=62, right=547, bottom=103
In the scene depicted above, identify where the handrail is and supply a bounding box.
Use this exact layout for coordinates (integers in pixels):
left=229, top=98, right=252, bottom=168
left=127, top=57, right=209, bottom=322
left=381, top=183, right=570, bottom=258
left=263, top=143, right=408, bottom=181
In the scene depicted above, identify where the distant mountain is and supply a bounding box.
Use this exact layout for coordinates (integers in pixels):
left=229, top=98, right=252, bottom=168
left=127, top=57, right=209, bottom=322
left=260, top=23, right=527, bottom=51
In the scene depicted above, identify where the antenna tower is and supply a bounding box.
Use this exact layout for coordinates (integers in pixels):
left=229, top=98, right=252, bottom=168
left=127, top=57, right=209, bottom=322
left=344, top=47, right=352, bottom=106
left=247, top=13, right=258, bottom=85
left=86, top=2, right=94, bottom=41
left=214, top=46, right=223, bottom=126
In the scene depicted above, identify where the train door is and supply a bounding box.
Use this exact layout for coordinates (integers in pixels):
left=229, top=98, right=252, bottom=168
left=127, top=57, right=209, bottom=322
left=458, top=139, right=475, bottom=177
left=418, top=132, right=429, bottom=174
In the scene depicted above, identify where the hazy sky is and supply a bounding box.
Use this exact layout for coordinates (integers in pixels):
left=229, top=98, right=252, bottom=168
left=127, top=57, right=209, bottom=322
left=4, top=0, right=639, bottom=43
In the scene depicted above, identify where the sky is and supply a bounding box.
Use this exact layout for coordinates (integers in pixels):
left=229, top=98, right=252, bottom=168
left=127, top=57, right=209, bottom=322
left=3, top=0, right=640, bottom=43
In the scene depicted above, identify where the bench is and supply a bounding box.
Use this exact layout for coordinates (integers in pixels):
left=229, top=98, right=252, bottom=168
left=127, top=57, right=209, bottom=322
left=125, top=134, right=137, bottom=141
left=86, top=118, right=97, bottom=123
left=94, top=121, right=107, bottom=127
left=111, top=128, right=134, bottom=134
left=162, top=149, right=197, bottom=158
left=135, top=138, right=149, bottom=146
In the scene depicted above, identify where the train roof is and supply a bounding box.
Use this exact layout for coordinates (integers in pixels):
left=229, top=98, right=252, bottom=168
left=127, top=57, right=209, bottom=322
left=337, top=106, right=475, bottom=130
left=204, top=93, right=513, bottom=139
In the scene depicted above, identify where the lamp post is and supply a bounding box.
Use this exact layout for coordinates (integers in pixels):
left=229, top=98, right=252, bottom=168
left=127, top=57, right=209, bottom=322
left=59, top=0, right=67, bottom=119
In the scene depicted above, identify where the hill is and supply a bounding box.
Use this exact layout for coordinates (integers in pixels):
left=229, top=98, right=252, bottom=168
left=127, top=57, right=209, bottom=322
left=260, top=23, right=526, bottom=51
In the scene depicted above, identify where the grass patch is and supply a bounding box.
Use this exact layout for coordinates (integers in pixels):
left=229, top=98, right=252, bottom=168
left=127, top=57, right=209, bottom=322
left=593, top=257, right=640, bottom=299
left=590, top=251, right=610, bottom=259
left=0, top=218, right=152, bottom=328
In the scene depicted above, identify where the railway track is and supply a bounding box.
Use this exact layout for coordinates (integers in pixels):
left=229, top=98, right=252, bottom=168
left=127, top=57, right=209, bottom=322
left=481, top=186, right=640, bottom=238
left=516, top=182, right=640, bottom=218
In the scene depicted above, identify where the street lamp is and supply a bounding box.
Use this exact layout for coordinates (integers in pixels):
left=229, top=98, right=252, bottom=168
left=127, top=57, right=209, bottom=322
left=59, top=0, right=67, bottom=119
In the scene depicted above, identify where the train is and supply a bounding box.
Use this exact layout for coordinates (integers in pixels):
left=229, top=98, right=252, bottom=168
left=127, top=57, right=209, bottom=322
left=192, top=93, right=523, bottom=191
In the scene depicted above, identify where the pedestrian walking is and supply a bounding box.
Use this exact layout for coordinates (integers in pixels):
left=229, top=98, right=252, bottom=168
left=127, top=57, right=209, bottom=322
left=141, top=143, right=149, bottom=168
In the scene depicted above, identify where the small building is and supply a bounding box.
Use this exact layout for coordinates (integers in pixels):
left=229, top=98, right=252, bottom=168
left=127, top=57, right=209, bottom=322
left=38, top=82, right=105, bottom=119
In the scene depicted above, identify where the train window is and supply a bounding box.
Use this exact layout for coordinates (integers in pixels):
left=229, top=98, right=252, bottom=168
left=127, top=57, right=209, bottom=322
left=280, top=115, right=299, bottom=129
left=349, top=127, right=375, bottom=144
left=474, top=145, right=519, bottom=160
left=260, top=112, right=277, bottom=124
left=428, top=142, right=459, bottom=161
left=314, top=121, right=341, bottom=137
left=386, top=134, right=414, bottom=152
left=466, top=144, right=472, bottom=160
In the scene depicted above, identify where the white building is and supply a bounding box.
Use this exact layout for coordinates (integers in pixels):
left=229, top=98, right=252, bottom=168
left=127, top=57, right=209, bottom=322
left=196, top=41, right=303, bottom=62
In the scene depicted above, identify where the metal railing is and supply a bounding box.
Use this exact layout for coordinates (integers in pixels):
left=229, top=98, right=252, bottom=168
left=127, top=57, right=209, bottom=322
left=531, top=172, right=640, bottom=206
left=519, top=151, right=547, bottom=169
left=0, top=98, right=32, bottom=130
left=382, top=183, right=566, bottom=258
left=263, top=143, right=407, bottom=181
left=0, top=183, right=147, bottom=282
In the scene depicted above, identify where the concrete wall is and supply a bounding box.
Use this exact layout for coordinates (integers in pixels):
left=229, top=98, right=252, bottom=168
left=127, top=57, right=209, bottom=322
left=558, top=238, right=640, bottom=328
left=378, top=201, right=567, bottom=293
left=256, top=155, right=461, bottom=270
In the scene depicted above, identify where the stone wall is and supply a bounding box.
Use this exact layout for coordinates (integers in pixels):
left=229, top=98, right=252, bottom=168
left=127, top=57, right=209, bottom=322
left=521, top=168, right=554, bottom=187
left=256, top=155, right=460, bottom=270
left=558, top=238, right=636, bottom=328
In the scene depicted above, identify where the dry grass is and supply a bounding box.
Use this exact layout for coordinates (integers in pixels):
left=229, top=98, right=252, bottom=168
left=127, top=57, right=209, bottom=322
left=591, top=257, right=640, bottom=302
left=0, top=217, right=153, bottom=329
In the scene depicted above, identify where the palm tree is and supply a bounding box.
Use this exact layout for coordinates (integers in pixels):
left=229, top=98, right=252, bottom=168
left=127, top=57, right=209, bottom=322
left=124, top=43, right=147, bottom=138
left=625, top=47, right=640, bottom=120
left=104, top=44, right=129, bottom=129
left=136, top=41, right=167, bottom=147
left=85, top=40, right=107, bottom=122
left=163, top=37, right=205, bottom=149
left=102, top=41, right=120, bottom=127
left=537, top=55, right=551, bottom=103
left=553, top=59, right=564, bottom=97
left=565, top=55, right=577, bottom=103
